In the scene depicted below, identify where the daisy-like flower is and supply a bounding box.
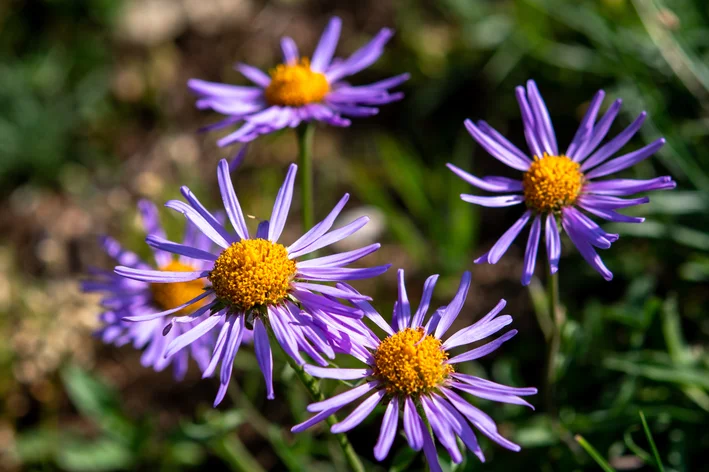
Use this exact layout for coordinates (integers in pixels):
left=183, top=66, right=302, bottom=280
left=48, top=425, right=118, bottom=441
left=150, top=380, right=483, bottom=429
left=293, top=270, right=537, bottom=470
left=188, top=16, right=408, bottom=144
left=82, top=200, right=220, bottom=381
left=114, top=160, right=390, bottom=405
left=448, top=80, right=676, bottom=284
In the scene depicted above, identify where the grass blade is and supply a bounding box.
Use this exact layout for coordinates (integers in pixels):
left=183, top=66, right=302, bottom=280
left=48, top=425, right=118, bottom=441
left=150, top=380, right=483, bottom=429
left=639, top=411, right=666, bottom=472
left=574, top=435, right=616, bottom=472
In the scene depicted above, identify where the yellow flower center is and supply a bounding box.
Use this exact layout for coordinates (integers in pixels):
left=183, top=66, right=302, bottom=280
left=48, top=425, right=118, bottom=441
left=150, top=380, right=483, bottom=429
left=373, top=327, right=454, bottom=396
left=264, top=58, right=330, bottom=107
left=523, top=154, right=584, bottom=213
left=150, top=261, right=207, bottom=315
left=208, top=238, right=297, bottom=311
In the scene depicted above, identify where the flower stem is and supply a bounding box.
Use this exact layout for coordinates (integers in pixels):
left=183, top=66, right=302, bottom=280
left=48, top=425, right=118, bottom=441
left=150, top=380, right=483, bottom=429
left=264, top=320, right=365, bottom=472
left=296, top=122, right=315, bottom=235
left=544, top=269, right=561, bottom=416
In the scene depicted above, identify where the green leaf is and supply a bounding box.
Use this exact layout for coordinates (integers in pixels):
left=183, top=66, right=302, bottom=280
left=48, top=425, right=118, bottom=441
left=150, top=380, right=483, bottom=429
left=56, top=438, right=133, bottom=472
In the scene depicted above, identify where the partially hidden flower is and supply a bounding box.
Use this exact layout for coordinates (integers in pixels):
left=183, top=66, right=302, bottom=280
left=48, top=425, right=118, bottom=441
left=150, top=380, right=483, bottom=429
left=448, top=79, right=676, bottom=284
left=83, top=200, right=222, bottom=381
left=293, top=270, right=537, bottom=470
left=114, top=159, right=390, bottom=405
left=188, top=16, right=408, bottom=144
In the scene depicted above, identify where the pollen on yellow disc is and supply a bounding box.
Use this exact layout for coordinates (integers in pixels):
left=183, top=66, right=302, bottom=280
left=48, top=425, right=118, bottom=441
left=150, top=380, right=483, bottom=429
left=150, top=260, right=207, bottom=315
left=522, top=154, right=584, bottom=213
left=373, top=327, right=454, bottom=396
left=208, top=238, right=297, bottom=311
left=264, top=58, right=330, bottom=107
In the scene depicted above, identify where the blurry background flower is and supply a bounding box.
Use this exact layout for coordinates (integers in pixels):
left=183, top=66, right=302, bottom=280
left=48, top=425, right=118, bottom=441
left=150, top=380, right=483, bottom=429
left=1, top=0, right=708, bottom=471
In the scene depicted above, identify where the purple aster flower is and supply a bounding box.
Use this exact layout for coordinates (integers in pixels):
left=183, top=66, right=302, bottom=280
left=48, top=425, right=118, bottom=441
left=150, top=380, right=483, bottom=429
left=448, top=80, right=676, bottom=284
left=293, top=270, right=537, bottom=470
left=82, top=200, right=224, bottom=381
left=114, top=159, right=390, bottom=406
left=188, top=16, right=408, bottom=144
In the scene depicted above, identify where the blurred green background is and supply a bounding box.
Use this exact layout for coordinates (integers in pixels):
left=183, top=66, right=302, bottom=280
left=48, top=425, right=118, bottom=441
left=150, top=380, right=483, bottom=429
left=1, top=0, right=708, bottom=470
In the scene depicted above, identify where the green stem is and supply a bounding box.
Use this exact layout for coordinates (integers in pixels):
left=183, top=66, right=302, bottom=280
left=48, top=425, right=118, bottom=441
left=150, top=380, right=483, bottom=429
left=265, top=320, right=365, bottom=472
left=296, top=123, right=315, bottom=236
left=545, top=269, right=561, bottom=416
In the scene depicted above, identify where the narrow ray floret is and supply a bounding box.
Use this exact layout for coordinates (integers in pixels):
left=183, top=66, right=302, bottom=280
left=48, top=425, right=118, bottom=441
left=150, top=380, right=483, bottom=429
left=447, top=79, right=676, bottom=284
left=114, top=160, right=390, bottom=406
left=188, top=16, right=408, bottom=144
left=82, top=200, right=222, bottom=381
left=293, top=270, right=537, bottom=470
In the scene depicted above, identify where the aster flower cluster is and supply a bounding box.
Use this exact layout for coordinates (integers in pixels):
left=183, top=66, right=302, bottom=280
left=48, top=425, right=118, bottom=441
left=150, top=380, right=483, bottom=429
left=83, top=15, right=676, bottom=472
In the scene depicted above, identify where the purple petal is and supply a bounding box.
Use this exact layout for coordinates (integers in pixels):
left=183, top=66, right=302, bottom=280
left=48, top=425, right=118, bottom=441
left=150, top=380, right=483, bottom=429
left=269, top=164, right=297, bottom=241
left=582, top=112, right=647, bottom=171
left=545, top=213, right=560, bottom=274
left=442, top=299, right=508, bottom=349
left=253, top=318, right=274, bottom=400
left=567, top=90, right=605, bottom=159
left=217, top=159, right=249, bottom=240
left=521, top=214, right=542, bottom=286
left=296, top=243, right=380, bottom=269
left=326, top=28, right=393, bottom=82
left=165, top=198, right=231, bottom=249
left=421, top=396, right=462, bottom=463
left=476, top=120, right=531, bottom=164
left=395, top=269, right=411, bottom=330
left=297, top=265, right=390, bottom=282
left=188, top=78, right=262, bottom=99
left=291, top=407, right=340, bottom=433
left=450, top=381, right=535, bottom=408
left=420, top=414, right=443, bottom=472
left=268, top=305, right=304, bottom=365
left=475, top=210, right=532, bottom=264
left=218, top=315, right=244, bottom=386
left=293, top=282, right=371, bottom=301
left=145, top=235, right=217, bottom=262
left=434, top=271, right=471, bottom=339
left=164, top=315, right=222, bottom=358
left=411, top=274, right=439, bottom=328
left=374, top=397, right=399, bottom=461
left=304, top=365, right=370, bottom=380
left=447, top=163, right=523, bottom=193
left=448, top=329, right=518, bottom=364
left=307, top=381, right=380, bottom=412
left=281, top=37, right=299, bottom=64
left=443, top=315, right=513, bottom=350
left=574, top=98, right=622, bottom=161
left=203, top=316, right=233, bottom=378
left=577, top=195, right=649, bottom=209
left=526, top=80, right=558, bottom=155
left=289, top=216, right=369, bottom=259
left=311, top=17, right=342, bottom=72
left=330, top=389, right=385, bottom=433
left=515, top=86, right=543, bottom=159
left=236, top=63, right=270, bottom=87
left=115, top=266, right=207, bottom=283
left=465, top=119, right=531, bottom=171
left=403, top=397, right=424, bottom=450
left=288, top=194, right=350, bottom=255
left=432, top=395, right=485, bottom=462
left=562, top=215, right=613, bottom=281
left=461, top=194, right=524, bottom=207
left=585, top=138, right=666, bottom=180
left=583, top=176, right=676, bottom=196
left=577, top=203, right=645, bottom=224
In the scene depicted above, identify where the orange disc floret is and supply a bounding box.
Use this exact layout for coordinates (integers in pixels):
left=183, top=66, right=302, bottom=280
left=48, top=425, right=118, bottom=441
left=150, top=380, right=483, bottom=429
left=264, top=58, right=330, bottom=107
left=523, top=154, right=584, bottom=213
left=373, top=327, right=454, bottom=396
left=150, top=260, right=207, bottom=315
left=208, top=238, right=297, bottom=310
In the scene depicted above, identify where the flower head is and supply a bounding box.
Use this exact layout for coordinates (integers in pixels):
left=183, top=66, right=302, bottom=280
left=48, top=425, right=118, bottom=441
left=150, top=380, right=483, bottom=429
left=448, top=80, right=676, bottom=284
left=294, top=270, right=537, bottom=469
left=114, top=160, right=389, bottom=405
left=82, top=201, right=222, bottom=381
left=188, top=16, right=408, bottom=144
